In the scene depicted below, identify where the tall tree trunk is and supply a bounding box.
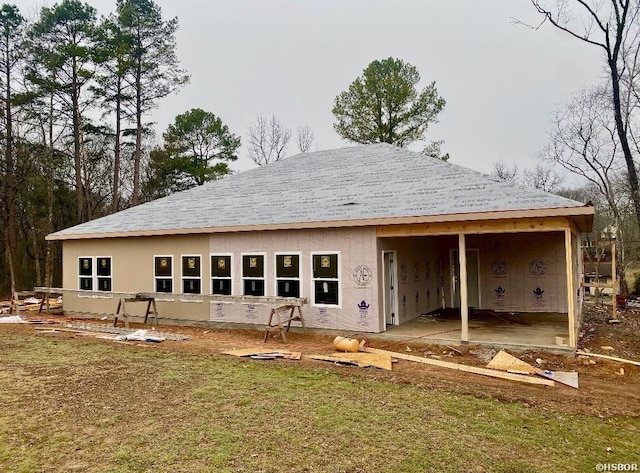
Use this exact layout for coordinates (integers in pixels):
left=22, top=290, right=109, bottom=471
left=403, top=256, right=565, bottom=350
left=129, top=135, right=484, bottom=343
left=610, top=58, right=640, bottom=227
left=4, top=38, right=18, bottom=295
left=44, top=92, right=55, bottom=289
left=112, top=78, right=122, bottom=212
left=71, top=55, right=84, bottom=223
left=132, top=60, right=142, bottom=206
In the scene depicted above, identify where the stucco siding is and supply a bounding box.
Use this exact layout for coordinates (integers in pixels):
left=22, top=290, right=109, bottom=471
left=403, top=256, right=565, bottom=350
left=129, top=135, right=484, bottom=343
left=62, top=227, right=382, bottom=332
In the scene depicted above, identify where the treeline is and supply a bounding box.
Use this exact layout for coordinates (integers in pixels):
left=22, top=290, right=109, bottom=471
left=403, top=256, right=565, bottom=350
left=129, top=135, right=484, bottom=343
left=0, top=0, right=188, bottom=296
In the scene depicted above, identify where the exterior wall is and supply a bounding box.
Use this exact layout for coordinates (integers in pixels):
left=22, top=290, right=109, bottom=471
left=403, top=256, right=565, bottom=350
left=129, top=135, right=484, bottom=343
left=62, top=234, right=211, bottom=320
left=62, top=227, right=382, bottom=332
left=377, top=231, right=569, bottom=316
left=207, top=227, right=380, bottom=332
left=377, top=236, right=443, bottom=324
left=465, top=232, right=568, bottom=313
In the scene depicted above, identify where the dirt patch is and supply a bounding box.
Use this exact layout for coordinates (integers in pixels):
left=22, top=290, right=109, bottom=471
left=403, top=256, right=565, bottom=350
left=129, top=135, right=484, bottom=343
left=5, top=302, right=640, bottom=418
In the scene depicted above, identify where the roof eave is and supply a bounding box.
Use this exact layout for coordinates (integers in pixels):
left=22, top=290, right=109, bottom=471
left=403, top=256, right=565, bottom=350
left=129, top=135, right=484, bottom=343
left=47, top=206, right=595, bottom=241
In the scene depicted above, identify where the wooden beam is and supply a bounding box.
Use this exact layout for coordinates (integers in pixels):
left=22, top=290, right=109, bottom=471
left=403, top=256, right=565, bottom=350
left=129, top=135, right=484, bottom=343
left=361, top=347, right=554, bottom=386
left=611, top=240, right=617, bottom=320
left=376, top=216, right=574, bottom=238
left=458, top=234, right=469, bottom=342
left=34, top=287, right=308, bottom=306
left=576, top=351, right=640, bottom=367
left=565, top=230, right=577, bottom=348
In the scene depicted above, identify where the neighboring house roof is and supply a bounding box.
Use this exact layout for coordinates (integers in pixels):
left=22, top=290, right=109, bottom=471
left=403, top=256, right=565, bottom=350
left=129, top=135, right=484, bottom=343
left=48, top=143, right=594, bottom=240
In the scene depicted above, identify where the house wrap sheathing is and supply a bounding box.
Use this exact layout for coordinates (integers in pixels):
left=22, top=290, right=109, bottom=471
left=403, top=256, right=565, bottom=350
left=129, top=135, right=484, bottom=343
left=48, top=144, right=593, bottom=347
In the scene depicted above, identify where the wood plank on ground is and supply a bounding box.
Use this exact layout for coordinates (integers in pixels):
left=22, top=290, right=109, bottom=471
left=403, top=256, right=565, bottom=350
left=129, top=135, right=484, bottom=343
left=330, top=352, right=393, bottom=370
left=222, top=348, right=292, bottom=357
left=576, top=351, right=640, bottom=367
left=361, top=346, right=555, bottom=387
left=306, top=355, right=360, bottom=367
left=486, top=350, right=538, bottom=375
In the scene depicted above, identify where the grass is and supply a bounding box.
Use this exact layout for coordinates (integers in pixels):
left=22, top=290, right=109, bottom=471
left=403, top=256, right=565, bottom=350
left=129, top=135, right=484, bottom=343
left=0, top=334, right=638, bottom=473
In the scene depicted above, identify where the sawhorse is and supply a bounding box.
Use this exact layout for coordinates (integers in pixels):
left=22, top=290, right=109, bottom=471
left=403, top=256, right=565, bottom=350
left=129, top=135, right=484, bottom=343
left=263, top=304, right=306, bottom=343
left=114, top=295, right=158, bottom=328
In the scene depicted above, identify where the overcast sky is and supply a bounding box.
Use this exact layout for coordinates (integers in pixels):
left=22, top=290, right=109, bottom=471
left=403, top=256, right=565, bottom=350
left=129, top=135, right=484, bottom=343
left=18, top=0, right=605, bottom=180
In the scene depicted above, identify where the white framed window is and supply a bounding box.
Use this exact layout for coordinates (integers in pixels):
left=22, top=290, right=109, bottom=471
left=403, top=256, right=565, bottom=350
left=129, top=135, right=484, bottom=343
left=242, top=253, right=265, bottom=296
left=181, top=255, right=202, bottom=294
left=154, top=255, right=174, bottom=294
left=211, top=254, right=232, bottom=295
left=78, top=256, right=94, bottom=291
left=275, top=252, right=301, bottom=298
left=96, top=256, right=112, bottom=291
left=311, top=252, right=340, bottom=306
left=78, top=256, right=112, bottom=296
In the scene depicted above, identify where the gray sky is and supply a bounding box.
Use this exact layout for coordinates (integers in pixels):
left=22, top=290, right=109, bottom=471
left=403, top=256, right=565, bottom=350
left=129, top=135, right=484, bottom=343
left=18, top=0, right=604, bottom=179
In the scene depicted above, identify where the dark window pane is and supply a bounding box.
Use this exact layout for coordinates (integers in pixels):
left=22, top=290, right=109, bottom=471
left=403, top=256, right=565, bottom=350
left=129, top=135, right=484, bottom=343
left=97, top=278, right=111, bottom=291
left=183, top=278, right=201, bottom=294
left=79, top=277, right=93, bottom=291
left=244, top=279, right=264, bottom=296
left=97, top=258, right=111, bottom=276
left=242, top=255, right=263, bottom=278
left=313, top=254, right=338, bottom=279
left=211, top=256, right=231, bottom=278
left=276, top=255, right=299, bottom=278
left=156, top=279, right=172, bottom=293
left=314, top=280, right=339, bottom=305
left=155, top=257, right=172, bottom=277
left=211, top=278, right=232, bottom=295
left=79, top=258, right=92, bottom=276
left=277, top=280, right=300, bottom=298
left=182, top=256, right=201, bottom=277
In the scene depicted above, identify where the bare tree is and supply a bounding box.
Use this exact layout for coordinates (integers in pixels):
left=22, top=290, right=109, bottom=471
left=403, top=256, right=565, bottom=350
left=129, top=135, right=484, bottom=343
left=522, top=163, right=564, bottom=192
left=296, top=124, right=315, bottom=153
left=492, top=159, right=563, bottom=192
left=530, top=0, right=640, bottom=230
left=247, top=114, right=291, bottom=166
left=492, top=160, right=519, bottom=181
left=543, top=87, right=623, bottom=220
left=542, top=86, right=635, bottom=290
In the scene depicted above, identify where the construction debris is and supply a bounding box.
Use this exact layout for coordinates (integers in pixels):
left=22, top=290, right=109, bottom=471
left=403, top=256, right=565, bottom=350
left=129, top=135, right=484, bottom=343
left=361, top=346, right=555, bottom=387
left=576, top=350, right=640, bottom=367
left=307, top=355, right=360, bottom=367
left=536, top=370, right=579, bottom=389
left=486, top=350, right=538, bottom=375
left=486, top=350, right=579, bottom=388
left=222, top=348, right=300, bottom=360
left=329, top=352, right=393, bottom=370
left=0, top=315, right=25, bottom=323
left=118, top=329, right=164, bottom=343
left=64, top=322, right=189, bottom=341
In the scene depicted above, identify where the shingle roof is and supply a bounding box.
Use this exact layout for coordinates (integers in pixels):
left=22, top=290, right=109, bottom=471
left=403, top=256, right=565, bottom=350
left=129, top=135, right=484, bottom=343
left=49, top=143, right=592, bottom=239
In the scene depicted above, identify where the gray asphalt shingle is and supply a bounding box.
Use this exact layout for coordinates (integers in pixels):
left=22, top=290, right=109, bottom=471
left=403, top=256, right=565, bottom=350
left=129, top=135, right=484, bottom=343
left=50, top=143, right=587, bottom=238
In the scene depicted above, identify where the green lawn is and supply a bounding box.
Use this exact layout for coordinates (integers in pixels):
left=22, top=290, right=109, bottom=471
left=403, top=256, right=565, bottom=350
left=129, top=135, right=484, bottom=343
left=0, top=334, right=638, bottom=473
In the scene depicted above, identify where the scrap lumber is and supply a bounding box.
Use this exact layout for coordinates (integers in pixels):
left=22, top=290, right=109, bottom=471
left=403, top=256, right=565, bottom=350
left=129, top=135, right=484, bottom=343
left=307, top=355, right=360, bottom=367
left=361, top=347, right=555, bottom=387
left=536, top=370, right=579, bottom=389
left=329, top=352, right=393, bottom=370
left=576, top=351, right=640, bottom=367
left=222, top=348, right=301, bottom=360
left=222, top=348, right=291, bottom=357
left=486, top=350, right=538, bottom=375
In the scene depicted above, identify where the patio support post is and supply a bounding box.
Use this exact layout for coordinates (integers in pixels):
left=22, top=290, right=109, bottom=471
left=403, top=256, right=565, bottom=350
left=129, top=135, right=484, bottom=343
left=565, top=229, right=577, bottom=348
left=459, top=233, right=469, bottom=342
